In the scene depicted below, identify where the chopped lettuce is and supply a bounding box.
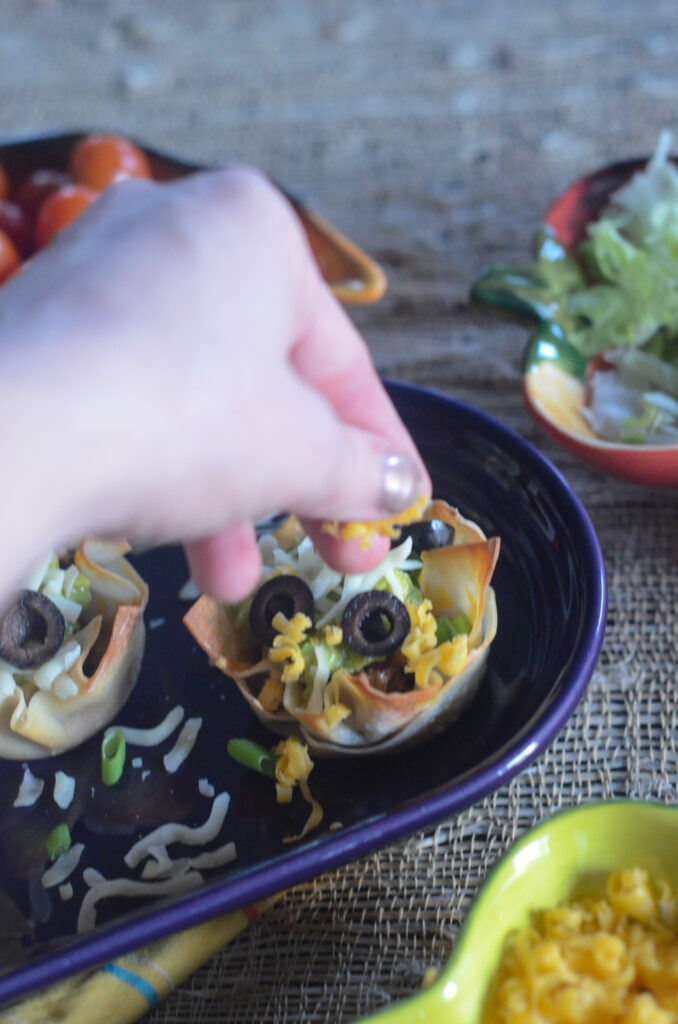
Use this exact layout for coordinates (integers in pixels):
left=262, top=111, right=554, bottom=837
left=474, top=129, right=678, bottom=443
left=569, top=217, right=678, bottom=356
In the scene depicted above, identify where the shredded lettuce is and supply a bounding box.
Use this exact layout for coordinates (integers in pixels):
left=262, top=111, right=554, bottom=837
left=475, top=130, right=678, bottom=443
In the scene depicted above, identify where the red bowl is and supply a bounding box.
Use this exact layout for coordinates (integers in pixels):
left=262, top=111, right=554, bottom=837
left=521, top=156, right=678, bottom=487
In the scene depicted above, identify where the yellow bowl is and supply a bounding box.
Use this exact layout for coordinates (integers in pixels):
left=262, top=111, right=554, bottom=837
left=357, top=801, right=678, bottom=1023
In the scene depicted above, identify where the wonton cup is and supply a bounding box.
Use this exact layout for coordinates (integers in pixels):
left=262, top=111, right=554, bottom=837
left=0, top=539, right=148, bottom=760
left=184, top=501, right=499, bottom=757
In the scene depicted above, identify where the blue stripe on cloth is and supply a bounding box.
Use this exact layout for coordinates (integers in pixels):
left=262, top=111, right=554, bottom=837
left=101, top=963, right=160, bottom=1007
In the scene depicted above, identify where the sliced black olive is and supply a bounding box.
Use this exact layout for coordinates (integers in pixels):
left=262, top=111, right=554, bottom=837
left=0, top=590, right=66, bottom=669
left=392, top=519, right=455, bottom=553
left=249, top=576, right=314, bottom=647
left=342, top=590, right=410, bottom=657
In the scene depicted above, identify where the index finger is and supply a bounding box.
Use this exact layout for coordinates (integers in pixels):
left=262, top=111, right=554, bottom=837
left=291, top=261, right=429, bottom=477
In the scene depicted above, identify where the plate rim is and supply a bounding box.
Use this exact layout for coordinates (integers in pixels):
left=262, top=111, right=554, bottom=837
left=0, top=380, right=607, bottom=1007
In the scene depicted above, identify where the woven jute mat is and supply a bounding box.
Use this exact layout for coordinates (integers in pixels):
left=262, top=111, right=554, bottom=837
left=2, top=1, right=678, bottom=1021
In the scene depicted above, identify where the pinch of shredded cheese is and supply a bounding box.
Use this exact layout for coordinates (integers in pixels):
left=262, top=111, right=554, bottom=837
left=321, top=494, right=429, bottom=550
left=268, top=612, right=311, bottom=684
left=273, top=736, right=323, bottom=843
left=483, top=867, right=678, bottom=1024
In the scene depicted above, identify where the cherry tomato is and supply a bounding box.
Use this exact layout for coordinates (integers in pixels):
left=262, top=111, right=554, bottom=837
left=0, top=230, right=20, bottom=284
left=69, top=134, right=151, bottom=190
left=15, top=169, right=71, bottom=222
left=35, top=184, right=96, bottom=249
left=0, top=200, right=33, bottom=257
left=0, top=163, right=8, bottom=202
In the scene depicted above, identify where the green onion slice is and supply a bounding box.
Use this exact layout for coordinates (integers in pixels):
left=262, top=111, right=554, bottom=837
left=46, top=823, right=71, bottom=862
left=102, top=727, right=126, bottom=786
left=449, top=613, right=472, bottom=635
left=227, top=738, right=277, bottom=779
left=436, top=613, right=473, bottom=644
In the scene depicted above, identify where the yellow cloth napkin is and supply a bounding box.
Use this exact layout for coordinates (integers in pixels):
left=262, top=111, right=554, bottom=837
left=0, top=896, right=280, bottom=1024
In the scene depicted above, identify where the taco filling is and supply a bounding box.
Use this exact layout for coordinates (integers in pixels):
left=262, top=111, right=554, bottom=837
left=185, top=501, right=500, bottom=756
left=0, top=539, right=148, bottom=760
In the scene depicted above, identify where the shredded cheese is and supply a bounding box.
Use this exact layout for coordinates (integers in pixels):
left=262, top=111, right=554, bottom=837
left=162, top=717, right=203, bottom=774
left=320, top=703, right=352, bottom=730
left=140, top=840, right=237, bottom=880
left=33, top=640, right=81, bottom=692
left=78, top=869, right=204, bottom=933
left=324, top=625, right=342, bottom=645
left=258, top=674, right=284, bottom=711
left=41, top=843, right=85, bottom=889
left=54, top=673, right=79, bottom=699
left=0, top=670, right=15, bottom=701
left=273, top=737, right=323, bottom=843
left=484, top=867, right=678, bottom=1024
left=106, top=705, right=185, bottom=747
left=307, top=642, right=330, bottom=714
left=271, top=612, right=310, bottom=644
left=401, top=600, right=469, bottom=689
left=14, top=766, right=44, bottom=807
left=322, top=494, right=429, bottom=549
left=402, top=599, right=438, bottom=664
left=268, top=612, right=311, bottom=684
left=125, top=792, right=230, bottom=868
left=53, top=770, right=76, bottom=810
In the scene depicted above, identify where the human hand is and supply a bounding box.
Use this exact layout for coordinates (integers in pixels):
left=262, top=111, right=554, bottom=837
left=0, top=167, right=430, bottom=604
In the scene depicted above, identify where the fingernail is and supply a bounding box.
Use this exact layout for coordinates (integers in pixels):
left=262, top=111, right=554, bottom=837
left=381, top=452, right=424, bottom=513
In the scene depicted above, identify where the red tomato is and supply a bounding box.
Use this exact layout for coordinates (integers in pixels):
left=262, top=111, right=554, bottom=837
left=15, top=169, right=71, bottom=222
left=0, top=163, right=8, bottom=202
left=0, top=200, right=33, bottom=257
left=69, top=134, right=151, bottom=190
left=35, top=185, right=96, bottom=249
left=0, top=230, right=20, bottom=284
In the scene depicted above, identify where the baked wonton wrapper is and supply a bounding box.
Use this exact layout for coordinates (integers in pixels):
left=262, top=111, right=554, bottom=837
left=0, top=539, right=148, bottom=760
left=184, top=501, right=499, bottom=756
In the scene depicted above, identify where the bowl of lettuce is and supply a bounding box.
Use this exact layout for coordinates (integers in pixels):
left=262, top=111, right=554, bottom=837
left=472, top=131, right=678, bottom=485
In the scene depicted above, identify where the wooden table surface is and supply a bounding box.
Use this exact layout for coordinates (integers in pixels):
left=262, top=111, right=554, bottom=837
left=2, top=2, right=678, bottom=1021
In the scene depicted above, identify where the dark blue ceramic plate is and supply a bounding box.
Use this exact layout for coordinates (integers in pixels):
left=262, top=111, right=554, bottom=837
left=0, top=382, right=606, bottom=1006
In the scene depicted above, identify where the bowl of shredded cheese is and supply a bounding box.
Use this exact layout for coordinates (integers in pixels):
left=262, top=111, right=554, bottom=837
left=356, top=801, right=678, bottom=1024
